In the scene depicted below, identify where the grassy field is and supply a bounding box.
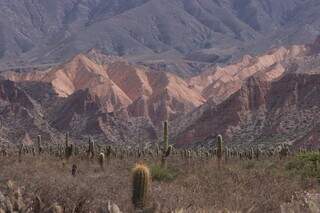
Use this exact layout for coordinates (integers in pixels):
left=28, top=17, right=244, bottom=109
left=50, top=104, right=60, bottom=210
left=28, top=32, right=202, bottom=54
left=0, top=150, right=319, bottom=213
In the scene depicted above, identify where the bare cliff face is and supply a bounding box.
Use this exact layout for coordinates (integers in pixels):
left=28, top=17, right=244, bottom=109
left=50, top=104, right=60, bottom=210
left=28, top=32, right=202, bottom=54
left=1, top=37, right=320, bottom=147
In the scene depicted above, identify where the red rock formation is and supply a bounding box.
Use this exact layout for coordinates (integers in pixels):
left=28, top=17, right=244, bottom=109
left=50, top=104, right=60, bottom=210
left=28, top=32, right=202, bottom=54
left=175, top=73, right=320, bottom=147
left=1, top=38, right=320, bottom=146
left=2, top=53, right=205, bottom=125
left=188, top=45, right=307, bottom=103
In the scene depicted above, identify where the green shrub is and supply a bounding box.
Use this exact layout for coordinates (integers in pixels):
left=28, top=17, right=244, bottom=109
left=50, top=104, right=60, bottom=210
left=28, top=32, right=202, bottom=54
left=150, top=164, right=178, bottom=182
left=286, top=151, right=320, bottom=181
left=243, top=161, right=256, bottom=170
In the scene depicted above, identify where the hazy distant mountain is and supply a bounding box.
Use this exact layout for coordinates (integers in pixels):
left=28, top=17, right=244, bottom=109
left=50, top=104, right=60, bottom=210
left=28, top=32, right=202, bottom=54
left=0, top=0, right=320, bottom=75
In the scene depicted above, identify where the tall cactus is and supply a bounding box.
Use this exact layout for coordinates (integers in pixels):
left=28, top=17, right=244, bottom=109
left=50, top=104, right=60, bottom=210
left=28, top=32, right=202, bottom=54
left=65, top=132, right=73, bottom=161
left=87, top=137, right=95, bottom=160
left=37, top=135, right=42, bottom=155
left=161, top=121, right=172, bottom=168
left=132, top=164, right=150, bottom=210
left=65, top=132, right=69, bottom=147
left=163, top=121, right=168, bottom=150
left=105, top=146, right=112, bottom=162
left=217, top=135, right=223, bottom=168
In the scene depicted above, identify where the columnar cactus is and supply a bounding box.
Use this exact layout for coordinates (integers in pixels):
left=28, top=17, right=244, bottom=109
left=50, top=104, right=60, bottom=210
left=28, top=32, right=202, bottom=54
left=65, top=132, right=69, bottom=147
left=217, top=135, right=223, bottom=168
left=18, top=144, right=24, bottom=162
left=224, top=147, right=229, bottom=163
left=98, top=152, right=105, bottom=170
left=163, top=121, right=168, bottom=150
left=65, top=133, right=73, bottom=160
left=37, top=135, right=42, bottom=155
left=161, top=121, right=172, bottom=168
left=132, top=164, right=150, bottom=210
left=87, top=137, right=95, bottom=160
left=105, top=146, right=112, bottom=161
left=255, top=147, right=260, bottom=160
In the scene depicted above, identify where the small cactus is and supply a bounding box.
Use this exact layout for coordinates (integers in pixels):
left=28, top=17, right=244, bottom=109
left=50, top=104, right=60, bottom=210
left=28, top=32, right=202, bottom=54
left=65, top=144, right=73, bottom=161
left=71, top=164, right=77, bottom=177
left=279, top=144, right=289, bottom=160
left=47, top=203, right=63, bottom=213
left=132, top=164, right=150, bottom=210
left=33, top=196, right=43, bottom=213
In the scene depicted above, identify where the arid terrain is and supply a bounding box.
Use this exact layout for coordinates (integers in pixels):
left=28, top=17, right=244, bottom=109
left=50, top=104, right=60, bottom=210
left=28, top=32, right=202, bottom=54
left=1, top=139, right=320, bottom=213
left=1, top=1, right=320, bottom=212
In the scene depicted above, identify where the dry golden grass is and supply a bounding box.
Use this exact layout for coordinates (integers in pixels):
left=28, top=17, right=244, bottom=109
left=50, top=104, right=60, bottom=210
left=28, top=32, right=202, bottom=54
left=0, top=154, right=318, bottom=212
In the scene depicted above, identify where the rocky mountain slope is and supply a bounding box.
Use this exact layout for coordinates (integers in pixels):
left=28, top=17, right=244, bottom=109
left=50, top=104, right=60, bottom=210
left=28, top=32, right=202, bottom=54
left=0, top=79, right=61, bottom=145
left=0, top=77, right=158, bottom=145
left=1, top=37, right=320, bottom=147
left=2, top=52, right=205, bottom=125
left=174, top=73, right=320, bottom=147
left=172, top=38, right=320, bottom=147
left=0, top=0, right=320, bottom=77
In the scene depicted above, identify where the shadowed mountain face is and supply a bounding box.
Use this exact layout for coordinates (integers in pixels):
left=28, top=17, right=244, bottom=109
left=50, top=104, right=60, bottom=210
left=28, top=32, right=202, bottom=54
left=0, top=0, right=320, bottom=76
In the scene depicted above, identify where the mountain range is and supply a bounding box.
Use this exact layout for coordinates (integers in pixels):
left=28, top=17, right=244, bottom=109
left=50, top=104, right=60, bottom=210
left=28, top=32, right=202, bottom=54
left=1, top=0, right=320, bottom=77
left=0, top=36, right=320, bottom=148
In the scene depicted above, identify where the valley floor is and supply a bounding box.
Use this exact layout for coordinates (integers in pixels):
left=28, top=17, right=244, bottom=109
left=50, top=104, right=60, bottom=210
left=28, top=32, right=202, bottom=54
left=0, top=153, right=319, bottom=212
